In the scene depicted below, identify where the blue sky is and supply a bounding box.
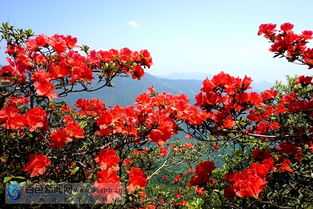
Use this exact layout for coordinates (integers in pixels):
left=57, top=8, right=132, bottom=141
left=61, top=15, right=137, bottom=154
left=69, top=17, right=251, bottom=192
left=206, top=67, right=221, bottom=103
left=0, top=0, right=312, bottom=82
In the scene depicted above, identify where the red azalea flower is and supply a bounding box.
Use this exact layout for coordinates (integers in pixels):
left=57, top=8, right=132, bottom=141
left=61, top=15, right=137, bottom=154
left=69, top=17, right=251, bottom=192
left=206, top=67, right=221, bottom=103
left=224, top=157, right=274, bottom=199
left=0, top=103, right=26, bottom=130
left=132, top=65, right=144, bottom=80
left=172, top=175, right=181, bottom=183
left=194, top=186, right=206, bottom=195
left=175, top=193, right=183, bottom=199
left=49, top=34, right=68, bottom=53
left=94, top=149, right=120, bottom=171
left=149, top=129, right=165, bottom=146
left=257, top=23, right=276, bottom=37
left=21, top=154, right=51, bottom=177
left=65, top=122, right=85, bottom=138
left=75, top=98, right=106, bottom=116
left=49, top=128, right=72, bottom=148
left=127, top=167, right=148, bottom=192
left=159, top=147, right=168, bottom=156
left=189, top=161, right=215, bottom=186
left=233, top=175, right=267, bottom=199
left=278, top=157, right=294, bottom=172
left=223, top=115, right=236, bottom=128
left=94, top=170, right=121, bottom=185
left=195, top=161, right=216, bottom=175
left=185, top=134, right=192, bottom=139
left=26, top=34, right=49, bottom=51
left=280, top=22, right=294, bottom=32
left=61, top=104, right=72, bottom=113
left=94, top=170, right=122, bottom=204
left=177, top=200, right=189, bottom=207
left=296, top=75, right=312, bottom=85
left=183, top=143, right=194, bottom=149
left=276, top=143, right=303, bottom=161
left=123, top=158, right=133, bottom=166
left=252, top=148, right=272, bottom=161
left=224, top=185, right=236, bottom=201
left=9, top=96, right=29, bottom=104
left=25, top=107, right=46, bottom=132
left=34, top=79, right=58, bottom=100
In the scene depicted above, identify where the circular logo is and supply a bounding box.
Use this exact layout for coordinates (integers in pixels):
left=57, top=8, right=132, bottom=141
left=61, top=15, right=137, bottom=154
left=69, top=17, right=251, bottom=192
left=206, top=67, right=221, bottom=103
left=8, top=183, right=23, bottom=200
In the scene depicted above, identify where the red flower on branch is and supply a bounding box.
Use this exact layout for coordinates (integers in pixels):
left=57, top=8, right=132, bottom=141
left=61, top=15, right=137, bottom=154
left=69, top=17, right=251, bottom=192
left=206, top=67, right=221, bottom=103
left=189, top=161, right=215, bottom=186
left=95, top=149, right=120, bottom=172
left=25, top=107, right=47, bottom=132
left=94, top=170, right=122, bottom=204
left=34, top=79, right=58, bottom=100
left=278, top=157, right=294, bottom=172
left=224, top=158, right=274, bottom=199
left=21, top=154, right=51, bottom=177
left=49, top=128, right=72, bottom=148
left=127, top=167, right=148, bottom=192
left=64, top=122, right=85, bottom=139
left=159, top=147, right=168, bottom=156
left=252, top=148, right=272, bottom=161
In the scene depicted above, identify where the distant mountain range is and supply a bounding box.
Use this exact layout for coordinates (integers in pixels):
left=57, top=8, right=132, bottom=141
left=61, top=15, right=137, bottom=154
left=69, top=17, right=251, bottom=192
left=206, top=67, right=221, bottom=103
left=157, top=72, right=274, bottom=91
left=62, top=73, right=203, bottom=107
left=62, top=73, right=273, bottom=107
left=0, top=63, right=273, bottom=107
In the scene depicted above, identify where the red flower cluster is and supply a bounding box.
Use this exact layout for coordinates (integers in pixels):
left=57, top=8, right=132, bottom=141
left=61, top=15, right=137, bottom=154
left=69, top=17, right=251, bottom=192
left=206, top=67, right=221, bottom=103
left=0, top=33, right=153, bottom=102
left=26, top=34, right=77, bottom=52
left=252, top=148, right=272, bottom=161
left=87, top=48, right=152, bottom=80
left=189, top=161, right=215, bottom=186
left=75, top=98, right=106, bottom=116
left=96, top=105, right=140, bottom=138
left=296, top=75, right=313, bottom=86
left=224, top=158, right=274, bottom=199
left=159, top=147, right=168, bottom=156
left=258, top=22, right=313, bottom=68
left=224, top=149, right=296, bottom=201
left=172, top=175, right=182, bottom=183
left=79, top=87, right=209, bottom=146
left=94, top=149, right=120, bottom=171
left=276, top=142, right=304, bottom=161
left=277, top=157, right=294, bottom=172
left=0, top=100, right=47, bottom=131
left=127, top=167, right=148, bottom=192
left=135, top=88, right=208, bottom=145
left=21, top=154, right=51, bottom=177
left=1, top=23, right=312, bottom=207
left=49, top=120, right=84, bottom=148
left=195, top=72, right=259, bottom=130
left=94, top=148, right=122, bottom=204
left=123, top=157, right=133, bottom=166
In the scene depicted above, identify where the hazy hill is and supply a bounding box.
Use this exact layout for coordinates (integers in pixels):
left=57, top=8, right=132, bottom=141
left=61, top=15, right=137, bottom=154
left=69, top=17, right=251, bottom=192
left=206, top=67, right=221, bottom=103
left=160, top=72, right=274, bottom=91
left=62, top=73, right=202, bottom=107
left=61, top=73, right=273, bottom=107
left=0, top=64, right=273, bottom=107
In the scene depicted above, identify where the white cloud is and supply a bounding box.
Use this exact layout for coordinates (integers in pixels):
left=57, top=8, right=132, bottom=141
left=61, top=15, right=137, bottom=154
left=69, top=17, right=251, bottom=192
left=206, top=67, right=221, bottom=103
left=128, top=21, right=138, bottom=27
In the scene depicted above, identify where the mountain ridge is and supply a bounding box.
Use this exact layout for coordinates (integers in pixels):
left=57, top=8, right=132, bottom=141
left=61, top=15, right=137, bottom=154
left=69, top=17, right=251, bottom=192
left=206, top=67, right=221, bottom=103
left=61, top=73, right=273, bottom=107
left=0, top=63, right=274, bottom=106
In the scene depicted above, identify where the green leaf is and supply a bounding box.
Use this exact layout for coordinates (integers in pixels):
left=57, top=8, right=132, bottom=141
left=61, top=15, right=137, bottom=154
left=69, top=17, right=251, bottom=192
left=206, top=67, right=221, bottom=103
left=4, top=176, right=26, bottom=183
left=4, top=176, right=13, bottom=183
left=71, top=166, right=80, bottom=175
left=78, top=121, right=87, bottom=128
left=14, top=176, right=26, bottom=180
